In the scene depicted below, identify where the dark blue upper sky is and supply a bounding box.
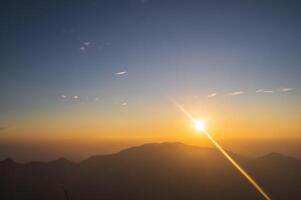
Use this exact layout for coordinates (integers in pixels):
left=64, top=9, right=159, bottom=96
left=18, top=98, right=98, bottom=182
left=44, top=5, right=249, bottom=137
left=1, top=0, right=300, bottom=123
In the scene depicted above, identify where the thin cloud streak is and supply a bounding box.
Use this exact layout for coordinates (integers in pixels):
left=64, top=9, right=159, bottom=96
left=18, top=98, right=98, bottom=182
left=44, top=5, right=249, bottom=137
left=281, top=87, right=294, bottom=92
left=228, top=91, right=244, bottom=96
left=207, top=93, right=217, bottom=98
left=115, top=71, right=127, bottom=75
left=256, top=89, right=274, bottom=93
left=262, top=90, right=274, bottom=93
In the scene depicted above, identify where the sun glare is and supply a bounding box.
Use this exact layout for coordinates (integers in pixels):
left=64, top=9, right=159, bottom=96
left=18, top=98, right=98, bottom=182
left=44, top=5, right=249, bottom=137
left=194, top=119, right=206, bottom=132
left=172, top=99, right=271, bottom=200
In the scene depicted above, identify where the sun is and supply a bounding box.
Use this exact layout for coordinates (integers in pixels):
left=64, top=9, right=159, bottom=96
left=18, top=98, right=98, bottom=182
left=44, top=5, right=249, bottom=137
left=194, top=119, right=206, bottom=132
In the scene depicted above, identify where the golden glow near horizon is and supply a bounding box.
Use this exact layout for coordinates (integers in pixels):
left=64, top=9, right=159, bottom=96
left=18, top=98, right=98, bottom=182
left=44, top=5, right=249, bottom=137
left=171, top=99, right=272, bottom=200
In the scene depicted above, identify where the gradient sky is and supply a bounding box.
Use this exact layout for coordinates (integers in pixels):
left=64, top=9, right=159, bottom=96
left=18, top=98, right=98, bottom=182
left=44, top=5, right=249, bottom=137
left=0, top=0, right=301, bottom=160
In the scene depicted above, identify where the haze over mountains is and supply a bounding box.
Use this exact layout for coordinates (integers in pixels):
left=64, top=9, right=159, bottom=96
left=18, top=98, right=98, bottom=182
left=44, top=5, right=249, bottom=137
left=1, top=142, right=300, bottom=200
left=1, top=137, right=301, bottom=162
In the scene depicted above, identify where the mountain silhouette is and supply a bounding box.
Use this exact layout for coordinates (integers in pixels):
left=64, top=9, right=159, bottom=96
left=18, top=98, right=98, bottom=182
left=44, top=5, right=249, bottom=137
left=0, top=142, right=300, bottom=200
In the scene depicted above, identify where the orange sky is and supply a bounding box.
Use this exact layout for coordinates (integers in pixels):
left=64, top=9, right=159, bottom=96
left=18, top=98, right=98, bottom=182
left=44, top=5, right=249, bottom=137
left=1, top=92, right=300, bottom=161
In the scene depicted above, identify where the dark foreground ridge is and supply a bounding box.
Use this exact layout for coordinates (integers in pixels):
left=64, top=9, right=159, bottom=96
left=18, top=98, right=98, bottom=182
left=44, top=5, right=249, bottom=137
left=0, top=142, right=300, bottom=200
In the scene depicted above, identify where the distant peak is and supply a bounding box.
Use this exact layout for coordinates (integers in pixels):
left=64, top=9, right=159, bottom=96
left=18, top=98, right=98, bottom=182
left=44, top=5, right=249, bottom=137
left=2, top=157, right=15, bottom=163
left=265, top=152, right=282, bottom=157
left=0, top=157, right=18, bottom=166
left=259, top=152, right=298, bottom=161
left=54, top=157, right=69, bottom=162
left=264, top=152, right=286, bottom=158
left=140, top=142, right=186, bottom=148
left=49, top=157, right=73, bottom=164
left=121, top=142, right=188, bottom=152
left=117, top=142, right=216, bottom=156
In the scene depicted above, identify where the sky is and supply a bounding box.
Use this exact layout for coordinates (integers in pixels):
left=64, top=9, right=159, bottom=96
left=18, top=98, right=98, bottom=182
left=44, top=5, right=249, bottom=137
left=0, top=0, right=301, bottom=161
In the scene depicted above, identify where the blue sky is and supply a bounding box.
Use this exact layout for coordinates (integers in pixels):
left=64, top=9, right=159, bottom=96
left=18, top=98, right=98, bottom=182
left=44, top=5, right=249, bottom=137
left=0, top=0, right=300, bottom=138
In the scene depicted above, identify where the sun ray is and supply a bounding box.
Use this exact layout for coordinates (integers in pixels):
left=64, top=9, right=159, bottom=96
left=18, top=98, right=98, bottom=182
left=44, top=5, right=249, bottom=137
left=171, top=99, right=272, bottom=200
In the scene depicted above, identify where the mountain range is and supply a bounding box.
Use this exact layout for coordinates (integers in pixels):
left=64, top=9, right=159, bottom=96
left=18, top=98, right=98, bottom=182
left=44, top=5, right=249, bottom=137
left=0, top=142, right=300, bottom=200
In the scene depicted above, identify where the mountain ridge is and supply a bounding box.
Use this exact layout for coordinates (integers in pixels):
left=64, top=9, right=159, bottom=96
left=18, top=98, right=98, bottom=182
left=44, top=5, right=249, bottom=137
left=1, top=142, right=299, bottom=164
left=0, top=142, right=300, bottom=200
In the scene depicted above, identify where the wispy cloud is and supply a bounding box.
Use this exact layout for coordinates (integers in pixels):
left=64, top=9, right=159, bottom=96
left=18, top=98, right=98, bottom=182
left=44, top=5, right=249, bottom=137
left=262, top=90, right=274, bottom=93
left=73, top=96, right=79, bottom=99
left=121, top=102, right=127, bottom=106
left=61, top=94, right=67, bottom=99
left=228, top=91, right=244, bottom=96
left=207, top=93, right=217, bottom=98
left=83, top=41, right=90, bottom=46
left=281, top=87, right=294, bottom=92
left=115, top=71, right=127, bottom=75
left=0, top=127, right=6, bottom=131
left=256, top=89, right=274, bottom=93
left=79, top=46, right=86, bottom=52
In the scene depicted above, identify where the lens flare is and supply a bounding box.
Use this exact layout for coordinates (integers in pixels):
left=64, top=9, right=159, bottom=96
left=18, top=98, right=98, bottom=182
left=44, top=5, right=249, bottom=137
left=170, top=98, right=272, bottom=200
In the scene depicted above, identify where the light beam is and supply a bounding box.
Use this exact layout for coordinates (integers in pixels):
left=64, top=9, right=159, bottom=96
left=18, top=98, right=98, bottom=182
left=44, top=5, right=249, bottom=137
left=171, top=99, right=272, bottom=200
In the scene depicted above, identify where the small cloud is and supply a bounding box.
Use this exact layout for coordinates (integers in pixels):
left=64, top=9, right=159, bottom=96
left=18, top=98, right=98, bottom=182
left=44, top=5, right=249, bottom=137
left=83, top=42, right=90, bottom=46
left=207, top=93, right=217, bottom=98
left=281, top=87, right=294, bottom=92
left=256, top=89, right=274, bottom=93
left=61, top=95, right=67, bottom=99
left=94, top=97, right=99, bottom=102
left=262, top=90, right=274, bottom=93
left=229, top=91, right=244, bottom=96
left=0, top=127, right=6, bottom=131
left=80, top=46, right=86, bottom=52
left=73, top=96, right=79, bottom=99
left=121, top=102, right=127, bottom=106
left=141, top=0, right=148, bottom=3
left=115, top=71, right=127, bottom=75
